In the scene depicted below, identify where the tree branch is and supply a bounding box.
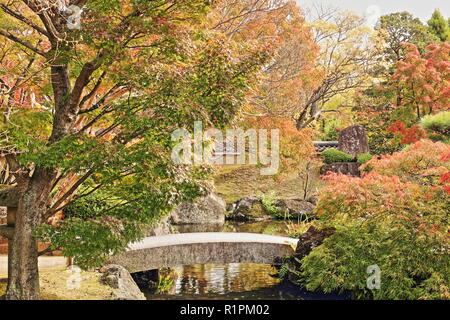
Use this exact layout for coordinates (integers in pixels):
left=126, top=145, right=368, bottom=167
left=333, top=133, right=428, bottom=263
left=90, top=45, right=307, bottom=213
left=78, top=71, right=107, bottom=109
left=0, top=4, right=49, bottom=37
left=0, top=29, right=46, bottom=56
left=48, top=169, right=94, bottom=215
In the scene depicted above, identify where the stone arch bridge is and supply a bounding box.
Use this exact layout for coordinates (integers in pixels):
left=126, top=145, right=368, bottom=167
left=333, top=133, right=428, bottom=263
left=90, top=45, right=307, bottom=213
left=108, top=232, right=297, bottom=273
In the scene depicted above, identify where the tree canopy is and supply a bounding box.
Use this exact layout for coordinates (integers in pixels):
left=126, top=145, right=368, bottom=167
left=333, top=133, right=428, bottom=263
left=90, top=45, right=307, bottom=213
left=428, top=9, right=450, bottom=42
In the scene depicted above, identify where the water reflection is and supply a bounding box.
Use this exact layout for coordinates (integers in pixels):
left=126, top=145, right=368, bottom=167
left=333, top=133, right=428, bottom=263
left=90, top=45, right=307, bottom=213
left=141, top=221, right=349, bottom=300
left=143, top=263, right=299, bottom=300
left=174, top=263, right=280, bottom=295
left=142, top=263, right=348, bottom=300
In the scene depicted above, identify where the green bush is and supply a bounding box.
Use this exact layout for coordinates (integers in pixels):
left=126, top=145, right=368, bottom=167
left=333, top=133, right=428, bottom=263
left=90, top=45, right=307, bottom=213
left=295, top=148, right=450, bottom=300
left=420, top=112, right=450, bottom=138
left=321, top=118, right=341, bottom=141
left=258, top=191, right=281, bottom=218
left=356, top=153, right=373, bottom=165
left=321, top=148, right=353, bottom=164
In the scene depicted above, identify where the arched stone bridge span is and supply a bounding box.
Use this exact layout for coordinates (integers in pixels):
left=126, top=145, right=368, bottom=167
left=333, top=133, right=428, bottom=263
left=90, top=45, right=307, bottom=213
left=108, top=232, right=297, bottom=273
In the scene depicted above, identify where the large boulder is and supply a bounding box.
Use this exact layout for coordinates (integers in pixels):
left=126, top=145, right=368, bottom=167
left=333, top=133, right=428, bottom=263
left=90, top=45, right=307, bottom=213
left=131, top=270, right=159, bottom=291
left=285, top=226, right=336, bottom=283
left=294, top=226, right=336, bottom=260
left=170, top=193, right=226, bottom=225
left=275, top=199, right=316, bottom=219
left=227, top=196, right=272, bottom=221
left=338, top=125, right=370, bottom=157
left=100, top=264, right=146, bottom=300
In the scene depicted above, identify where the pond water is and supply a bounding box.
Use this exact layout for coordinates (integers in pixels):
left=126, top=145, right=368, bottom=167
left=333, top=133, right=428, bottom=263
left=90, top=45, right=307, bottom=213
left=137, top=221, right=348, bottom=300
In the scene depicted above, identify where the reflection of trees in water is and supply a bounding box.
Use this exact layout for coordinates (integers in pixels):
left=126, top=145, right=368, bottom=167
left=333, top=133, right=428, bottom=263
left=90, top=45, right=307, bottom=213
left=173, top=263, right=281, bottom=295
left=230, top=264, right=280, bottom=292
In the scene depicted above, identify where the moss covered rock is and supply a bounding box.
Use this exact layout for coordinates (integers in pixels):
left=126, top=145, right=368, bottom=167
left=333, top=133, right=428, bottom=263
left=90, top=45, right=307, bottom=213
left=227, top=196, right=272, bottom=221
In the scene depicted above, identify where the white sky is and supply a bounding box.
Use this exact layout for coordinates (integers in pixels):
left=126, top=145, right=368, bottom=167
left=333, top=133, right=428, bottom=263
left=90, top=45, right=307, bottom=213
left=297, top=0, right=450, bottom=24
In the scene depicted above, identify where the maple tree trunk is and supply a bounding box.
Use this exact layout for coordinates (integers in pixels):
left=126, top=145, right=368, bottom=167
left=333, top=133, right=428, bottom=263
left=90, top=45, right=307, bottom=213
left=6, top=201, right=41, bottom=300
left=6, top=170, right=56, bottom=300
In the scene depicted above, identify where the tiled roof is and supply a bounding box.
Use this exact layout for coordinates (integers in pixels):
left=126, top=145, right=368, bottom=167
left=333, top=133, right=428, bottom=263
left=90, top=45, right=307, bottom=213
left=314, top=141, right=339, bottom=152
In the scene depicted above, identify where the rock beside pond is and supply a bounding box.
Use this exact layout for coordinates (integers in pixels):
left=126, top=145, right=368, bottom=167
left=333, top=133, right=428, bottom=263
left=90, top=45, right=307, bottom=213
left=100, top=264, right=146, bottom=300
left=170, top=193, right=226, bottom=225
left=275, top=199, right=316, bottom=219
left=306, top=196, right=320, bottom=205
left=285, top=226, right=336, bottom=283
left=294, top=226, right=336, bottom=260
left=131, top=270, right=159, bottom=290
left=227, top=197, right=317, bottom=221
left=146, top=215, right=174, bottom=236
left=227, top=196, right=272, bottom=221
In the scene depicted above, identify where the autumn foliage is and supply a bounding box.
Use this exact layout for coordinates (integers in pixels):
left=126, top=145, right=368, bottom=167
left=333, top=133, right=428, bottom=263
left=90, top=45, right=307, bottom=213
left=299, top=140, right=450, bottom=300
left=243, top=116, right=318, bottom=177
left=392, top=42, right=450, bottom=118
left=362, top=139, right=450, bottom=192
left=387, top=120, right=427, bottom=144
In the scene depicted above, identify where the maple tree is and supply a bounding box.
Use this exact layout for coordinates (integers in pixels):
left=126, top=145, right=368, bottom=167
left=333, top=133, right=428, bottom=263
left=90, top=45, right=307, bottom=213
left=361, top=139, right=450, bottom=185
left=354, top=41, right=449, bottom=154
left=297, top=140, right=450, bottom=300
left=209, top=0, right=287, bottom=38
left=391, top=42, right=450, bottom=120
left=210, top=0, right=322, bottom=189
left=212, top=1, right=321, bottom=125
left=387, top=120, right=427, bottom=145
left=0, top=0, right=267, bottom=300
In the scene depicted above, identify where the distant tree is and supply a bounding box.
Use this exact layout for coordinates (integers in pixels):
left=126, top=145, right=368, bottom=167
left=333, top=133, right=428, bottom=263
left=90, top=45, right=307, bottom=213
left=376, top=12, right=440, bottom=64
left=428, top=9, right=450, bottom=42
left=212, top=1, right=322, bottom=129
left=292, top=7, right=384, bottom=129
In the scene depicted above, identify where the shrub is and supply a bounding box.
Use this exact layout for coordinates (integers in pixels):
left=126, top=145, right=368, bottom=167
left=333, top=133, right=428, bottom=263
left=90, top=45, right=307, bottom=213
left=321, top=118, right=341, bottom=141
left=420, top=112, right=450, bottom=140
left=361, top=139, right=450, bottom=186
left=388, top=121, right=427, bottom=145
left=295, top=142, right=450, bottom=300
left=258, top=191, right=281, bottom=218
left=299, top=172, right=450, bottom=300
left=356, top=153, right=373, bottom=165
left=321, top=148, right=353, bottom=164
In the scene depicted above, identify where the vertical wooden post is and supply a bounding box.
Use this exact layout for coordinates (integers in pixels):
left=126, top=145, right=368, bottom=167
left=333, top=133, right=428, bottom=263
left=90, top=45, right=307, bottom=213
left=6, top=206, right=17, bottom=227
